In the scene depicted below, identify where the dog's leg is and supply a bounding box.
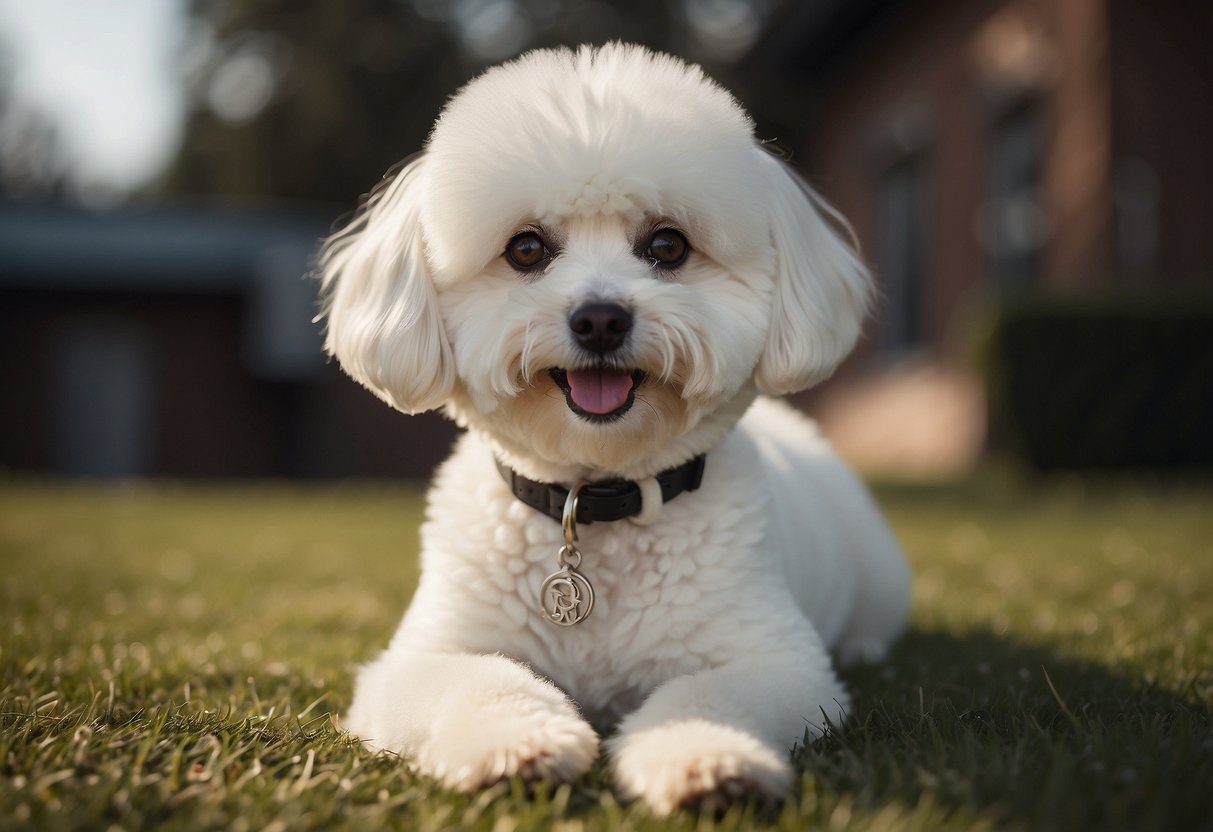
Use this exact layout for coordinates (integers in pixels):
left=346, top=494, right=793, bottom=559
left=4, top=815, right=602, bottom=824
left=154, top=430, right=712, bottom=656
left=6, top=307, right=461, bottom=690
left=343, top=650, right=599, bottom=791
left=607, top=653, right=847, bottom=814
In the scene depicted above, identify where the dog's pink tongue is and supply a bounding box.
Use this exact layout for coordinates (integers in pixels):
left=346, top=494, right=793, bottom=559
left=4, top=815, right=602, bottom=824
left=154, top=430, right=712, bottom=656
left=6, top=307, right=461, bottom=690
left=566, top=368, right=634, bottom=414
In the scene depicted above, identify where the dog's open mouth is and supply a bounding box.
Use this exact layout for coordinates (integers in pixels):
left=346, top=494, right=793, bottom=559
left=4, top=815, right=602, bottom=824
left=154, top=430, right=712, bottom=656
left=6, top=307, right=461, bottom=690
left=549, top=367, right=645, bottom=422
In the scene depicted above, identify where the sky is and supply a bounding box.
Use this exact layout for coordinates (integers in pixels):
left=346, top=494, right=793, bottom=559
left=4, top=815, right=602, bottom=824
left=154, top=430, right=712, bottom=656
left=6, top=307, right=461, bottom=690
left=0, top=0, right=186, bottom=192
left=0, top=0, right=765, bottom=198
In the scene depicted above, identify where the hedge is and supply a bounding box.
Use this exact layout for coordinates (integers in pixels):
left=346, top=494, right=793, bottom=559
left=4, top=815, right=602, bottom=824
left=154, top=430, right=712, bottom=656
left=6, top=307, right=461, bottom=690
left=981, top=292, right=1213, bottom=470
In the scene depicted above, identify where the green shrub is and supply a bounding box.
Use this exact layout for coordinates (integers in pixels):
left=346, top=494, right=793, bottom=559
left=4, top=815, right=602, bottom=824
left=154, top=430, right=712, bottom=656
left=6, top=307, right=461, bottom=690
left=982, top=292, right=1213, bottom=470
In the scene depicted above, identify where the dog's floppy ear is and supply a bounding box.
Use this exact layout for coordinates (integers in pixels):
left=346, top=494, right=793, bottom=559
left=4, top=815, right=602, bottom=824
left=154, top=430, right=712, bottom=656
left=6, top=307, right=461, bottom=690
left=753, top=150, right=873, bottom=396
left=317, top=155, right=454, bottom=414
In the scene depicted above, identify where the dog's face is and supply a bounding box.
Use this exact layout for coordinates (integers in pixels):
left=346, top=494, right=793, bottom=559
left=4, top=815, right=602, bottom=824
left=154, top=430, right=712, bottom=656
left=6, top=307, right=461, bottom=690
left=320, top=45, right=871, bottom=473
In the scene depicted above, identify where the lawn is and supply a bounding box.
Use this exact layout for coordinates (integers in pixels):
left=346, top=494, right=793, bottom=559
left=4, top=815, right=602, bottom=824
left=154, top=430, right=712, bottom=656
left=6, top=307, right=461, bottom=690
left=2, top=474, right=1211, bottom=831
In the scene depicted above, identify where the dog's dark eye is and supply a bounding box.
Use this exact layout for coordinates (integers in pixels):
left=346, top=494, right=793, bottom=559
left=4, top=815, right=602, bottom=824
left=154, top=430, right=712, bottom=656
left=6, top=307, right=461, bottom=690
left=505, top=232, right=550, bottom=271
left=645, top=229, right=690, bottom=269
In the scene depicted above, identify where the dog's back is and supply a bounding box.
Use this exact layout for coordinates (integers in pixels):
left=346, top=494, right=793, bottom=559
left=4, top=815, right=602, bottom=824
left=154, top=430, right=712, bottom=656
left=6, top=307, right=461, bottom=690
left=741, top=397, right=911, bottom=662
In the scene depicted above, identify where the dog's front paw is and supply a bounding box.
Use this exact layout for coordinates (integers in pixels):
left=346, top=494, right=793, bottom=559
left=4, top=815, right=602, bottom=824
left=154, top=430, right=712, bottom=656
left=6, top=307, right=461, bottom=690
left=608, top=720, right=791, bottom=815
left=416, top=692, right=599, bottom=791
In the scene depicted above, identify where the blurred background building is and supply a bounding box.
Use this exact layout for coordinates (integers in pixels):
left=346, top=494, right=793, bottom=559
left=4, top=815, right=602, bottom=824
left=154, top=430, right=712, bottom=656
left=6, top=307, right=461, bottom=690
left=744, top=0, right=1213, bottom=475
left=1, top=0, right=1210, bottom=480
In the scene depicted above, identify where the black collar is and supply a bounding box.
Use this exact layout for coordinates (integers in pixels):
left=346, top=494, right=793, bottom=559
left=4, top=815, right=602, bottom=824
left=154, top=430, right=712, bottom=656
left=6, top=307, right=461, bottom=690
left=495, top=455, right=706, bottom=524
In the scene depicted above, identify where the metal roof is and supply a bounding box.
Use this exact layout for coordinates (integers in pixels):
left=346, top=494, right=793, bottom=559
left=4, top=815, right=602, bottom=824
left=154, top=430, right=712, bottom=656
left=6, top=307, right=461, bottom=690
left=0, top=198, right=339, bottom=379
left=0, top=199, right=333, bottom=293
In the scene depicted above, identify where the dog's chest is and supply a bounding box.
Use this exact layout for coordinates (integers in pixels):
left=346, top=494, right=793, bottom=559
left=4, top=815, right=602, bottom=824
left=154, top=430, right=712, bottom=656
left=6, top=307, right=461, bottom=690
left=414, top=461, right=779, bottom=722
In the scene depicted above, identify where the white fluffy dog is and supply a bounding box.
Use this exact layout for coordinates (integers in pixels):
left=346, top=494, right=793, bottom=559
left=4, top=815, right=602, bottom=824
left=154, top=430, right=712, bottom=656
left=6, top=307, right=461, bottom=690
left=321, top=43, right=910, bottom=813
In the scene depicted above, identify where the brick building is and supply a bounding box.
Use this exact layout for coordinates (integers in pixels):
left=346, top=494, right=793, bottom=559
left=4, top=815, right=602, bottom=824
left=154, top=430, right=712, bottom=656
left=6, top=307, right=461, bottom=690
left=743, top=0, right=1212, bottom=357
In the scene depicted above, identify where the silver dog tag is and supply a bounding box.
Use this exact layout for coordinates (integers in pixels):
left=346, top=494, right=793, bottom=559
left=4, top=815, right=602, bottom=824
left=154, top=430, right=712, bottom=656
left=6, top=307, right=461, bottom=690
left=539, top=546, right=595, bottom=626
left=539, top=482, right=595, bottom=626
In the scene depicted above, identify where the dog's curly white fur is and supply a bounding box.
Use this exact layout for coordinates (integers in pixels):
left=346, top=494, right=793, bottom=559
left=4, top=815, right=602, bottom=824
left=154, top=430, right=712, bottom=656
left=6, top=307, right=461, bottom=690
left=321, top=43, right=911, bottom=813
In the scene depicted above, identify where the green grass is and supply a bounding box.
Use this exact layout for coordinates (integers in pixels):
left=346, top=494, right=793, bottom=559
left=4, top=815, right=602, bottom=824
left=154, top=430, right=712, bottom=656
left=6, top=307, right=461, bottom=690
left=2, top=474, right=1211, bottom=831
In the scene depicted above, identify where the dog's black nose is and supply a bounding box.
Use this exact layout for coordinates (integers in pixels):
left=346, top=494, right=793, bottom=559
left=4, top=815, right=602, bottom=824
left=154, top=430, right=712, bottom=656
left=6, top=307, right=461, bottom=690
left=568, top=303, right=632, bottom=354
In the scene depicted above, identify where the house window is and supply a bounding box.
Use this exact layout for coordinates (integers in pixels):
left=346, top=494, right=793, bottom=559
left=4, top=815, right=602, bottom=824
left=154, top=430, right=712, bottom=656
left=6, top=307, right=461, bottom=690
left=877, top=155, right=926, bottom=348
left=988, top=101, right=1046, bottom=285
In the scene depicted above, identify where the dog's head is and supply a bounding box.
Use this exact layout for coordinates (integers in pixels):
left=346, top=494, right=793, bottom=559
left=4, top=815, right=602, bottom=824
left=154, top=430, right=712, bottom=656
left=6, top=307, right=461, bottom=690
left=319, top=44, right=871, bottom=474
